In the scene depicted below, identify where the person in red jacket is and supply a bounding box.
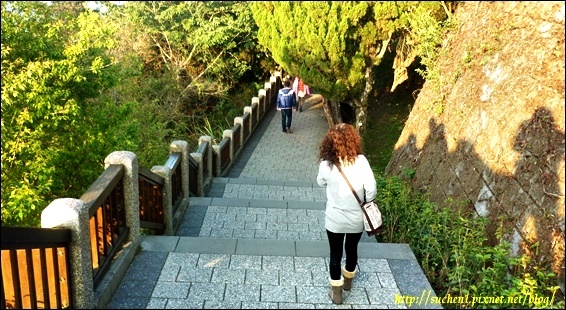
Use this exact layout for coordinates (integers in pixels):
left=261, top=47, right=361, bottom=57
left=292, top=77, right=311, bottom=112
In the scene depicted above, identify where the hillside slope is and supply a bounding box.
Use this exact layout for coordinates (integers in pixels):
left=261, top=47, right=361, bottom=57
left=386, top=1, right=565, bottom=279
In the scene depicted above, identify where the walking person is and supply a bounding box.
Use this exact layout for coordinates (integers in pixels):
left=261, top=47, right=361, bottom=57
left=292, top=76, right=311, bottom=112
left=277, top=79, right=297, bottom=133
left=316, top=123, right=377, bottom=304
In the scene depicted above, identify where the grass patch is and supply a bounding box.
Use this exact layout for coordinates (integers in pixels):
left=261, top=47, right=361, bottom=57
left=363, top=89, right=414, bottom=174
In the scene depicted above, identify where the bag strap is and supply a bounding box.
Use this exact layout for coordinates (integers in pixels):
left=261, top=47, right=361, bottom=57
left=338, top=165, right=381, bottom=234
left=336, top=165, right=363, bottom=206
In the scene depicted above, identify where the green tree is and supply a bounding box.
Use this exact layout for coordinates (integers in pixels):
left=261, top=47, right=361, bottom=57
left=1, top=1, right=273, bottom=227
left=1, top=1, right=136, bottom=227
left=120, top=2, right=259, bottom=103
left=108, top=1, right=272, bottom=144
left=251, top=1, right=449, bottom=133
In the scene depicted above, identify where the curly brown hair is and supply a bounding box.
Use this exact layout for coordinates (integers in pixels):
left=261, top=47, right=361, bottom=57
left=318, top=123, right=363, bottom=168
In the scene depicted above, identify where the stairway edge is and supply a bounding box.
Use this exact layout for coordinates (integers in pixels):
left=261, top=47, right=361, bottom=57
left=140, top=235, right=417, bottom=261
left=212, top=177, right=318, bottom=188
left=189, top=196, right=326, bottom=210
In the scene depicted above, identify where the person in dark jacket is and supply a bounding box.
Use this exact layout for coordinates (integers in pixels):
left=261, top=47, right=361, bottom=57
left=277, top=79, right=297, bottom=133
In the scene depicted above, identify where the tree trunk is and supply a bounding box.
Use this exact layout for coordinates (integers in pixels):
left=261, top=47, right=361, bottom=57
left=354, top=65, right=374, bottom=136
left=322, top=97, right=342, bottom=128
left=353, top=37, right=389, bottom=135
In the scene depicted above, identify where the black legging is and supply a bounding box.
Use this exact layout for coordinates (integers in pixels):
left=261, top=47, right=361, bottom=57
left=326, top=230, right=363, bottom=280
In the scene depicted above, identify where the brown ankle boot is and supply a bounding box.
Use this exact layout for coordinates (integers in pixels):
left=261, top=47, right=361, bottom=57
left=328, top=278, right=344, bottom=304
left=342, top=267, right=356, bottom=291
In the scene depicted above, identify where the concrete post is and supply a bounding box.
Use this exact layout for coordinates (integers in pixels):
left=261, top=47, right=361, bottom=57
left=258, top=89, right=266, bottom=116
left=234, top=116, right=244, bottom=152
left=199, top=136, right=213, bottom=194
left=270, top=75, right=277, bottom=91
left=265, top=82, right=272, bottom=108
left=252, top=97, right=260, bottom=126
left=42, top=199, right=95, bottom=309
left=170, top=140, right=190, bottom=203
left=150, top=165, right=173, bottom=235
left=169, top=140, right=190, bottom=233
left=190, top=152, right=203, bottom=196
left=273, top=71, right=282, bottom=90
left=223, top=129, right=234, bottom=165
left=244, top=106, right=253, bottom=133
left=104, top=151, right=140, bottom=247
left=212, top=144, right=221, bottom=176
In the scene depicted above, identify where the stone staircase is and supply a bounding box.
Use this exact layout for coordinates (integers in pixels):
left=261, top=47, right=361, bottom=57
left=106, top=96, right=441, bottom=309
left=180, top=178, right=377, bottom=244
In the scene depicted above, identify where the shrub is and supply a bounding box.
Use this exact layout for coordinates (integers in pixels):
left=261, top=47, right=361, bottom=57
left=374, top=173, right=563, bottom=309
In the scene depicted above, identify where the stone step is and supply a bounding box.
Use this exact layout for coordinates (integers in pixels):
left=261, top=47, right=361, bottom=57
left=114, top=236, right=440, bottom=309
left=212, top=177, right=320, bottom=187
left=140, top=236, right=415, bottom=258
left=179, top=195, right=376, bottom=243
left=208, top=177, right=326, bottom=202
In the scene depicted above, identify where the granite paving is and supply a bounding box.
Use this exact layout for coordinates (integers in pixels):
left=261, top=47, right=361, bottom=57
left=106, top=95, right=442, bottom=309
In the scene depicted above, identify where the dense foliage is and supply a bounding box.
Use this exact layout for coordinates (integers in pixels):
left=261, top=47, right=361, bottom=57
left=250, top=1, right=449, bottom=133
left=1, top=1, right=136, bottom=226
left=375, top=172, right=563, bottom=309
left=107, top=1, right=275, bottom=148
left=1, top=1, right=272, bottom=227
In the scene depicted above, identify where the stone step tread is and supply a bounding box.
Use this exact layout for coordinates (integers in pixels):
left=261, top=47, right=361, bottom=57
left=108, top=236, right=441, bottom=309
left=213, top=177, right=321, bottom=188
left=140, top=236, right=416, bottom=260
left=189, top=197, right=325, bottom=209
left=208, top=179, right=327, bottom=202
left=179, top=200, right=377, bottom=244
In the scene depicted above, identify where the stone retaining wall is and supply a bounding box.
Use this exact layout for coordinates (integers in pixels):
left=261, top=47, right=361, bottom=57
left=385, top=1, right=565, bottom=277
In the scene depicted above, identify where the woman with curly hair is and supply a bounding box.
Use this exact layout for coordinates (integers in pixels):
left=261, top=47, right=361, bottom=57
left=316, top=123, right=377, bottom=304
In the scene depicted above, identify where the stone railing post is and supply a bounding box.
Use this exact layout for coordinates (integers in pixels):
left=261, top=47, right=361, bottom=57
left=252, top=97, right=260, bottom=126
left=42, top=199, right=94, bottom=309
left=265, top=82, right=272, bottom=107
left=223, top=129, right=234, bottom=166
left=234, top=116, right=244, bottom=150
left=274, top=71, right=282, bottom=90
left=258, top=89, right=266, bottom=116
left=190, top=152, right=203, bottom=196
left=150, top=165, right=173, bottom=235
left=170, top=140, right=190, bottom=203
left=244, top=106, right=253, bottom=133
left=104, top=151, right=140, bottom=247
left=169, top=141, right=190, bottom=232
left=199, top=136, right=213, bottom=189
left=271, top=74, right=279, bottom=105
left=212, top=144, right=221, bottom=176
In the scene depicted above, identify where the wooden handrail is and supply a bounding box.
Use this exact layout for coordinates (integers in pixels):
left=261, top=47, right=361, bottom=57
left=81, top=165, right=124, bottom=215
left=139, top=165, right=164, bottom=185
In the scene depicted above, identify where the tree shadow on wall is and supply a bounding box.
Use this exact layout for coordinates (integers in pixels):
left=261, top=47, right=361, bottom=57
left=510, top=107, right=565, bottom=276
left=386, top=107, right=565, bottom=283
